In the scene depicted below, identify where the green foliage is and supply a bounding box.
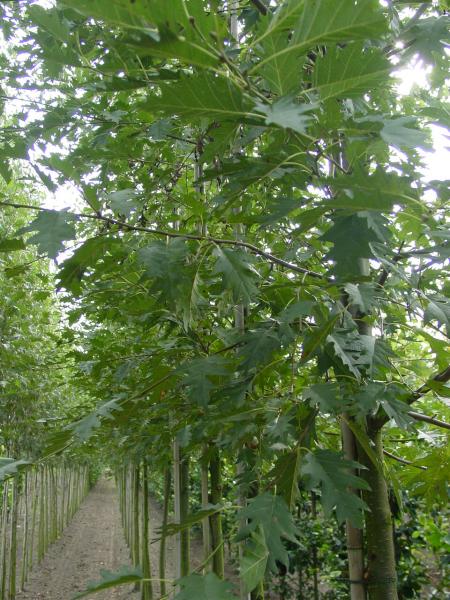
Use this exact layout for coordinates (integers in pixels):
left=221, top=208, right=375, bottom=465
left=313, top=44, right=390, bottom=100
left=143, top=74, right=251, bottom=121
left=269, top=446, right=303, bottom=509
left=238, top=328, right=281, bottom=371
left=344, top=283, right=377, bottom=314
left=174, top=572, right=237, bottom=600
left=0, top=196, right=82, bottom=463
left=301, top=315, right=340, bottom=363
left=0, top=238, right=26, bottom=251
left=61, top=0, right=224, bottom=67
left=180, top=356, right=232, bottom=407
left=0, top=458, right=32, bottom=482
left=213, top=247, right=259, bottom=305
left=277, top=300, right=314, bottom=324
left=72, top=566, right=143, bottom=599
left=326, top=328, right=374, bottom=381
left=253, top=0, right=387, bottom=78
left=379, top=117, right=431, bottom=150
left=321, top=212, right=389, bottom=278
left=401, top=16, right=450, bottom=65
left=301, top=449, right=369, bottom=527
left=240, top=525, right=269, bottom=593
left=157, top=504, right=222, bottom=538
left=424, top=296, right=450, bottom=331
left=0, top=0, right=449, bottom=596
left=255, top=97, right=316, bottom=134
left=138, top=239, right=201, bottom=326
left=304, top=383, right=342, bottom=414
left=58, top=237, right=117, bottom=294
left=19, top=210, right=77, bottom=259
left=327, top=169, right=415, bottom=211
left=402, top=445, right=450, bottom=507
left=236, top=493, right=298, bottom=571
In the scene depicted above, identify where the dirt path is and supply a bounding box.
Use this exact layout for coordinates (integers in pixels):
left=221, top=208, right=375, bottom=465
left=16, top=479, right=137, bottom=600
left=15, top=478, right=207, bottom=600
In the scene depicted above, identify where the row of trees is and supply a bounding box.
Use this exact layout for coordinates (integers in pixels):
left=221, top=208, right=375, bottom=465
left=0, top=462, right=90, bottom=599
left=0, top=1, right=449, bottom=599
left=0, top=195, right=93, bottom=598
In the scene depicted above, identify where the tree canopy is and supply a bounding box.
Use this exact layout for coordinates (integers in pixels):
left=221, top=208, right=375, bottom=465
left=0, top=1, right=449, bottom=599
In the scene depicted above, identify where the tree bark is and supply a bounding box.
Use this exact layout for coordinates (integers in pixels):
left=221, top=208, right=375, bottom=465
left=180, top=453, right=190, bottom=577
left=20, top=471, right=29, bottom=590
left=340, top=255, right=368, bottom=600
left=341, top=420, right=366, bottom=600
left=159, top=467, right=171, bottom=597
left=173, top=440, right=182, bottom=580
left=360, top=424, right=398, bottom=600
left=132, top=464, right=140, bottom=569
left=201, top=453, right=211, bottom=570
left=8, top=476, right=19, bottom=600
left=141, top=462, right=153, bottom=600
left=310, top=492, right=319, bottom=600
left=209, top=447, right=224, bottom=578
left=1, top=480, right=9, bottom=600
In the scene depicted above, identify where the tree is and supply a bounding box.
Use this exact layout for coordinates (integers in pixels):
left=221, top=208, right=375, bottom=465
left=0, top=1, right=449, bottom=599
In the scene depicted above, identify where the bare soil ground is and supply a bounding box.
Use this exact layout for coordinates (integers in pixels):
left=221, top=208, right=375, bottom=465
left=15, top=478, right=203, bottom=600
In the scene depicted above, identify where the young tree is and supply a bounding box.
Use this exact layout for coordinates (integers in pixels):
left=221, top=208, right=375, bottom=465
left=0, top=1, right=448, bottom=599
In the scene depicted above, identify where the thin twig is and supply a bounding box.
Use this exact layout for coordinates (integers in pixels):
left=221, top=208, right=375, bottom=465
left=250, top=0, right=268, bottom=16
left=405, top=2, right=429, bottom=29
left=383, top=449, right=426, bottom=470
left=408, top=410, right=450, bottom=431
left=0, top=200, right=326, bottom=279
left=406, top=365, right=450, bottom=407
left=374, top=364, right=450, bottom=428
left=377, top=241, right=405, bottom=287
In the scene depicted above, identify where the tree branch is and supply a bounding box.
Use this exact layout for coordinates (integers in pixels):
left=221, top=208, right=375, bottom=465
left=250, top=0, right=268, bottom=15
left=0, top=200, right=326, bottom=280
left=405, top=2, right=429, bottom=29
left=406, top=365, right=450, bottom=407
left=372, top=364, right=450, bottom=429
left=408, top=410, right=450, bottom=431
left=377, top=241, right=405, bottom=287
left=383, top=449, right=426, bottom=470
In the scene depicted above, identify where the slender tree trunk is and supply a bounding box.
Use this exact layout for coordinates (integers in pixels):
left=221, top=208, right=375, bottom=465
left=120, top=466, right=126, bottom=534
left=172, top=440, right=191, bottom=581
left=209, top=447, right=224, bottom=578
left=65, top=468, right=71, bottom=528
left=248, top=454, right=264, bottom=600
left=141, top=462, right=153, bottom=600
left=28, top=471, right=38, bottom=572
left=38, top=468, right=45, bottom=562
left=1, top=480, right=9, bottom=600
left=50, top=467, right=56, bottom=543
left=132, top=464, right=140, bottom=569
left=180, top=453, right=190, bottom=577
left=159, top=467, right=171, bottom=598
left=352, top=258, right=398, bottom=599
left=339, top=253, right=368, bottom=600
left=296, top=501, right=303, bottom=599
left=8, top=476, right=19, bottom=600
left=20, top=471, right=29, bottom=590
left=351, top=257, right=397, bottom=598
left=229, top=1, right=253, bottom=596
left=310, top=492, right=319, bottom=600
left=201, top=452, right=211, bottom=570
left=43, top=466, right=49, bottom=554
left=59, top=466, right=66, bottom=537
left=341, top=420, right=366, bottom=600
left=173, top=440, right=182, bottom=581
left=252, top=582, right=264, bottom=599
left=360, top=425, right=398, bottom=600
